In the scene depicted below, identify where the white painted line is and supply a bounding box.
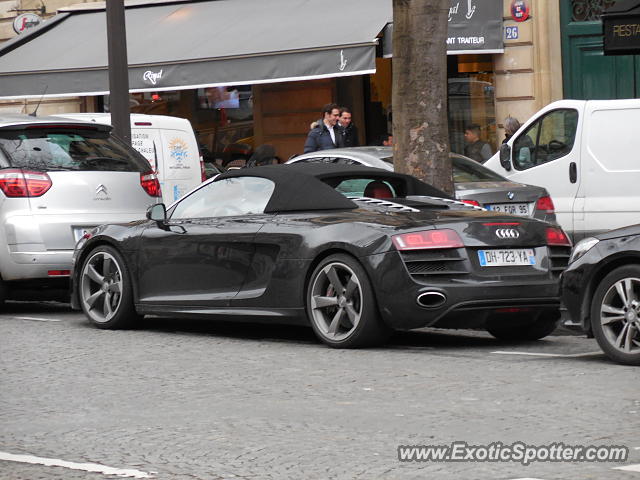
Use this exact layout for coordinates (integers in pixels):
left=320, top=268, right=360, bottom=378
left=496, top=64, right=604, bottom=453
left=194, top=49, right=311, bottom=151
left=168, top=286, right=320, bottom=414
left=634, top=447, right=640, bottom=450
left=0, top=451, right=152, bottom=478
left=614, top=464, right=640, bottom=472
left=492, top=350, right=602, bottom=358
left=507, top=478, right=547, bottom=480
left=12, top=316, right=61, bottom=322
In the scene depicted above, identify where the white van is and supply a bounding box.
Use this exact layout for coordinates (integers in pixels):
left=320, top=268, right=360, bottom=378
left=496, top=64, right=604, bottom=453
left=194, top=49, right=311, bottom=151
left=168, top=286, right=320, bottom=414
left=485, top=99, right=640, bottom=241
left=55, top=113, right=204, bottom=204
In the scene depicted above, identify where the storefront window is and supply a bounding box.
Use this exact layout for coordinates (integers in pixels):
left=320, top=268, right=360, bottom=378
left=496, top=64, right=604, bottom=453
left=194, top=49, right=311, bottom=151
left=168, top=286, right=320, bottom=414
left=447, top=55, right=497, bottom=159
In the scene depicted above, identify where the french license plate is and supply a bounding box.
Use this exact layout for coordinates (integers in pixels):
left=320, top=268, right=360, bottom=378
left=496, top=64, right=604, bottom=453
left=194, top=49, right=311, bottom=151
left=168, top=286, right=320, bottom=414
left=486, top=203, right=530, bottom=216
left=73, top=227, right=95, bottom=242
left=478, top=249, right=536, bottom=267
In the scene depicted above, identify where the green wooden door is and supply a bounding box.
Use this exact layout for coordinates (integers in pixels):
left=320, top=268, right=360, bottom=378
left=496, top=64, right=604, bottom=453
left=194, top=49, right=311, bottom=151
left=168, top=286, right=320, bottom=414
left=561, top=1, right=640, bottom=99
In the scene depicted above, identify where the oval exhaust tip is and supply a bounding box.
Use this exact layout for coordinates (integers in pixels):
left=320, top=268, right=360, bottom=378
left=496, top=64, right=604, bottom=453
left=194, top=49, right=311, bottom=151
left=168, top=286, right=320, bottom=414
left=416, top=291, right=447, bottom=309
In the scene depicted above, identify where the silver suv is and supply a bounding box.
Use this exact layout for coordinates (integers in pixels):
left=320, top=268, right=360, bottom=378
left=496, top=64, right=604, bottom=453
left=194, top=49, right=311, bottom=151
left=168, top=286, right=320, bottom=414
left=0, top=114, right=161, bottom=303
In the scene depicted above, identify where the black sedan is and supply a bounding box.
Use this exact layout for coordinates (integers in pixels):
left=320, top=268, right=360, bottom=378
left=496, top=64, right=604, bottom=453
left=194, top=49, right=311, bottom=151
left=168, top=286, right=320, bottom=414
left=562, top=224, right=640, bottom=365
left=71, top=164, right=571, bottom=348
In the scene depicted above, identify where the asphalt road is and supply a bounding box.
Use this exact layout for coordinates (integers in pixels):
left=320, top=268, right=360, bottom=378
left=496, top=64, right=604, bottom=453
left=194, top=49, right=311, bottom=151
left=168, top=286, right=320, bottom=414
left=1, top=301, right=638, bottom=480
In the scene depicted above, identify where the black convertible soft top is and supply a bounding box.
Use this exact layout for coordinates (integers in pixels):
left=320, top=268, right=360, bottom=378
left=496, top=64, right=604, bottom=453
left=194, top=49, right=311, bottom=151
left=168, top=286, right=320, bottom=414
left=216, top=163, right=451, bottom=213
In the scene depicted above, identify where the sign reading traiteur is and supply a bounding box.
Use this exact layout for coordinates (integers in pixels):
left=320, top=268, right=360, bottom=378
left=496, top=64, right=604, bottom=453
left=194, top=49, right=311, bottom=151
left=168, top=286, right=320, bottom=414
left=447, top=0, right=504, bottom=54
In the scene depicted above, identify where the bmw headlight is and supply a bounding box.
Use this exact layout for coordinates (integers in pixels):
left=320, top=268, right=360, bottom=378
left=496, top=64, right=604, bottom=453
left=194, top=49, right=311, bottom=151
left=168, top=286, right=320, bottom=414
left=569, top=237, right=599, bottom=264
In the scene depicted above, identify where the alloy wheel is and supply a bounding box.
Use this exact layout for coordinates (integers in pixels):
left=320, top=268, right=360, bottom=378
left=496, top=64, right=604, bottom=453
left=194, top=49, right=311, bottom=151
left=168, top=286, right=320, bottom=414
left=80, top=251, right=124, bottom=324
left=309, top=262, right=363, bottom=342
left=599, top=277, right=640, bottom=355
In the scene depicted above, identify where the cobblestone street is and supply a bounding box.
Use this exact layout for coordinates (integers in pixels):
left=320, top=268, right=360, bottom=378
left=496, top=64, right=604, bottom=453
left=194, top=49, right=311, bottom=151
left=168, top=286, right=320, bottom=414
left=1, top=301, right=638, bottom=480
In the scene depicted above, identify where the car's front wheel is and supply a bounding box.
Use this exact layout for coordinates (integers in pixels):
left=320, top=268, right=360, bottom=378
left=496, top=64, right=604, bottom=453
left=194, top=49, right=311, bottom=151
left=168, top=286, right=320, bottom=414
left=79, top=245, right=139, bottom=329
left=590, top=265, right=640, bottom=366
left=306, top=254, right=390, bottom=348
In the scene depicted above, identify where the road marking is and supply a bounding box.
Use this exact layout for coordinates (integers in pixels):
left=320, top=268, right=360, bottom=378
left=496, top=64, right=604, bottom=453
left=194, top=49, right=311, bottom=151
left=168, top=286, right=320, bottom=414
left=0, top=451, right=152, bottom=478
left=12, top=316, right=61, bottom=322
left=615, top=464, right=640, bottom=473
left=507, top=478, right=547, bottom=480
left=492, top=350, right=602, bottom=358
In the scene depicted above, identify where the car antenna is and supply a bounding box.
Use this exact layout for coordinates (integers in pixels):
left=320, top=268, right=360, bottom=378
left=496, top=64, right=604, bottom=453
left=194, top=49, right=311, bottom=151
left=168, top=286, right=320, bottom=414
left=29, top=85, right=48, bottom=117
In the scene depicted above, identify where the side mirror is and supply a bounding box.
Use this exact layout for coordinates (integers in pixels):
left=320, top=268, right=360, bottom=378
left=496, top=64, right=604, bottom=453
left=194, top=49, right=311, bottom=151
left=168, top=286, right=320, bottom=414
left=146, top=203, right=166, bottom=223
left=499, top=144, right=512, bottom=171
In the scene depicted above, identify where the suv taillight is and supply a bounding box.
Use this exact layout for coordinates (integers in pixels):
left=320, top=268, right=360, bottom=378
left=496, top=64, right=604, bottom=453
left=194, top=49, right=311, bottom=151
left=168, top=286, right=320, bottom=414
left=0, top=169, right=52, bottom=197
left=535, top=195, right=555, bottom=214
left=140, top=172, right=162, bottom=197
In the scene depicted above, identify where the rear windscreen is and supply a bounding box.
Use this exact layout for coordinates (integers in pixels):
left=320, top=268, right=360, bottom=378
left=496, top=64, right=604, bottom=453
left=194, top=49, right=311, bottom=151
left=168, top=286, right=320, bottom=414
left=0, top=127, right=151, bottom=172
left=452, top=156, right=506, bottom=182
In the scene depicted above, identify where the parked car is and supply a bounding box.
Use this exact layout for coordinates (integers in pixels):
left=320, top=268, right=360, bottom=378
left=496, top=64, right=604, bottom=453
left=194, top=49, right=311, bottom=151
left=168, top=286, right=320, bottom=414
left=55, top=113, right=205, bottom=204
left=287, top=147, right=557, bottom=224
left=562, top=224, right=640, bottom=365
left=0, top=114, right=161, bottom=304
left=71, top=164, right=571, bottom=348
left=485, top=99, right=640, bottom=241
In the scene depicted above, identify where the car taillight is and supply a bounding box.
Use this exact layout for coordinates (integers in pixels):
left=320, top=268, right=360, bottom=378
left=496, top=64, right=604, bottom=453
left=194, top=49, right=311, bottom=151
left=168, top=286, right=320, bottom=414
left=461, top=199, right=480, bottom=206
left=535, top=195, right=555, bottom=214
left=140, top=172, right=162, bottom=197
left=546, top=227, right=571, bottom=246
left=200, top=157, right=206, bottom=182
left=0, top=169, right=52, bottom=197
left=392, top=229, right=464, bottom=251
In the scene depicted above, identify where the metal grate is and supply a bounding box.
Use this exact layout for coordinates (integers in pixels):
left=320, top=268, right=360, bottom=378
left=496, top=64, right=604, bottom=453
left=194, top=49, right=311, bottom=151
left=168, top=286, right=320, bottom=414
left=571, top=0, right=617, bottom=22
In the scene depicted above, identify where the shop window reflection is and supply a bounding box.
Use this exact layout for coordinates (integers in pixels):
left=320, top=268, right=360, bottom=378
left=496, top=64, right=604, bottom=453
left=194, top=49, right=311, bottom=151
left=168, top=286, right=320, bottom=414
left=448, top=54, right=497, bottom=160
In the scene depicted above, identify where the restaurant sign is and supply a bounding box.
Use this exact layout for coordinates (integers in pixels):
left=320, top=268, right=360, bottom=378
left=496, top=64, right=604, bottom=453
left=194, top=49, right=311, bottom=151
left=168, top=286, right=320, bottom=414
left=447, top=0, right=504, bottom=54
left=602, top=1, right=640, bottom=55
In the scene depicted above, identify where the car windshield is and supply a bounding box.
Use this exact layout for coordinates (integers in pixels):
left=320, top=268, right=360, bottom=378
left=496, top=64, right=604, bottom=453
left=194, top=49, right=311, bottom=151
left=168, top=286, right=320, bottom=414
left=452, top=156, right=505, bottom=182
left=0, top=127, right=151, bottom=172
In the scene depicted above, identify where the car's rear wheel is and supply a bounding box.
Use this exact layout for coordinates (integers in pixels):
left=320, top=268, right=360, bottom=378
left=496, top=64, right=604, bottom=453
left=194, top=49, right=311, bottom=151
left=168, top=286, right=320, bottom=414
left=79, top=245, right=139, bottom=329
left=590, top=266, right=640, bottom=366
left=306, top=254, right=390, bottom=348
left=486, top=311, right=559, bottom=341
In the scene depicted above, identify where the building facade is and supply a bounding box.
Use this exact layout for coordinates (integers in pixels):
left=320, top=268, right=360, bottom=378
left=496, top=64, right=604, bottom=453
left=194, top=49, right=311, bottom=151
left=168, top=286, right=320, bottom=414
left=0, top=1, right=634, bottom=164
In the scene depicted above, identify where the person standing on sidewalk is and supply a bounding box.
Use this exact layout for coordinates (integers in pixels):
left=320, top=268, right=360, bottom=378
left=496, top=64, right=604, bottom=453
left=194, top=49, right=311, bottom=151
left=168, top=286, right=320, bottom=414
left=463, top=124, right=492, bottom=163
left=336, top=107, right=359, bottom=148
left=303, top=103, right=341, bottom=153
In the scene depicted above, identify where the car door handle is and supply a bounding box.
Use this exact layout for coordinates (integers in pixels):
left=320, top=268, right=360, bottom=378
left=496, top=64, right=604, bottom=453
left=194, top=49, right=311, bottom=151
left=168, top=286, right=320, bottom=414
left=569, top=162, right=577, bottom=184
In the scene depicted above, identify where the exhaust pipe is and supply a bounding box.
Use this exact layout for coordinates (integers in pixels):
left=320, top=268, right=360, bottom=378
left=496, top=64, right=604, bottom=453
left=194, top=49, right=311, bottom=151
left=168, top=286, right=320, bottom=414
left=416, top=291, right=447, bottom=309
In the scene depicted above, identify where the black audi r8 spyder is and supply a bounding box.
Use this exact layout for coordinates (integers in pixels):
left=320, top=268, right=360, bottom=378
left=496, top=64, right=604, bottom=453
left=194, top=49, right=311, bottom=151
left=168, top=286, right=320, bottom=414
left=562, top=224, right=640, bottom=365
left=71, top=164, right=571, bottom=348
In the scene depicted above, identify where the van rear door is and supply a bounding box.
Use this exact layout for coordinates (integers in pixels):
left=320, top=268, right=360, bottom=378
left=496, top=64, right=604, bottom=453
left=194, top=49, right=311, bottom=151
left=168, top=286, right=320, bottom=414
left=579, top=101, right=640, bottom=238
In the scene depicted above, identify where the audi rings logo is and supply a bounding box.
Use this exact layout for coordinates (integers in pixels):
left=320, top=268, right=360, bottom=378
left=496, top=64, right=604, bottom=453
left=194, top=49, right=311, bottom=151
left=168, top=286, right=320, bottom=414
left=495, top=228, right=520, bottom=239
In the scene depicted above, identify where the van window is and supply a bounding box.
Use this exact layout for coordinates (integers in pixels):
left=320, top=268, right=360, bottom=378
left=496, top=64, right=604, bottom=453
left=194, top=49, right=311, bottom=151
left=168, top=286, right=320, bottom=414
left=513, top=109, right=578, bottom=170
left=170, top=177, right=275, bottom=219
left=0, top=127, right=151, bottom=172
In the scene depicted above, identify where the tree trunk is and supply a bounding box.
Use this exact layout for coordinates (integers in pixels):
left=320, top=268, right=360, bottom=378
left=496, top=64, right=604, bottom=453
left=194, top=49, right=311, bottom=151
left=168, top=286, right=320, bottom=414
left=392, top=0, right=453, bottom=195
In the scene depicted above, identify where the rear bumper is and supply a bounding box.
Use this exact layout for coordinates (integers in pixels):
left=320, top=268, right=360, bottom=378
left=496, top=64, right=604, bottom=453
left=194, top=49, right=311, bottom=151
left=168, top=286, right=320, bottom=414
left=0, top=249, right=73, bottom=281
left=368, top=251, right=561, bottom=330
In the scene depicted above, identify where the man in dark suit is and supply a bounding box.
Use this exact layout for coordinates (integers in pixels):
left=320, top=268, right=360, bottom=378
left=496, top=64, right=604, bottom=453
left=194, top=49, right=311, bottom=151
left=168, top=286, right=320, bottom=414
left=336, top=107, right=359, bottom=148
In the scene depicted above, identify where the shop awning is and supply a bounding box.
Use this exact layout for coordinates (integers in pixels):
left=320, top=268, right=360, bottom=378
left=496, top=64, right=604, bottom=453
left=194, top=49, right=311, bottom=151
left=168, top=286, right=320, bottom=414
left=0, top=0, right=392, bottom=100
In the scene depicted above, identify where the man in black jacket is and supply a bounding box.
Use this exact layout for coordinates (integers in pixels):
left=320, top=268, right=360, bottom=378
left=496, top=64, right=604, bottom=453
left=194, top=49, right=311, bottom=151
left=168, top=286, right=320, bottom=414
left=336, top=107, right=359, bottom=148
left=303, top=103, right=341, bottom=153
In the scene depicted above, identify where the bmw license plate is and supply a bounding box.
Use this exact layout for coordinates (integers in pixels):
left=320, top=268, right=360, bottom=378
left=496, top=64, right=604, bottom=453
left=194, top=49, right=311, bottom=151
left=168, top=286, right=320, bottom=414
left=486, top=203, right=530, bottom=216
left=478, top=249, right=536, bottom=267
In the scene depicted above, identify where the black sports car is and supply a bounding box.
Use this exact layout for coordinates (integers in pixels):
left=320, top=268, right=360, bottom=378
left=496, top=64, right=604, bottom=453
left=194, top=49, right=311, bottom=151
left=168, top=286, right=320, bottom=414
left=71, top=164, right=571, bottom=348
left=562, top=224, right=640, bottom=365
